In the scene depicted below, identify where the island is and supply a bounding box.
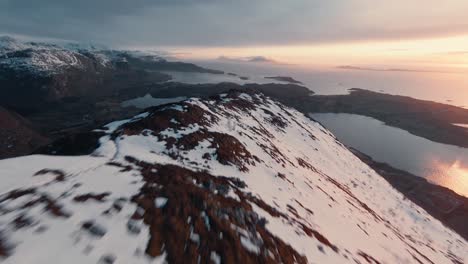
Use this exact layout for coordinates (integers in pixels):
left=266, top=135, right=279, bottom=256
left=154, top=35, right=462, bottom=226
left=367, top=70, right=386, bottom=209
left=265, top=76, right=303, bottom=84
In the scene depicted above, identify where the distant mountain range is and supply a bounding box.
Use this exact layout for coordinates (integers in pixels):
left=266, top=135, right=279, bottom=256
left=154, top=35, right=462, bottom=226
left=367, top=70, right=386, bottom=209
left=0, top=36, right=222, bottom=110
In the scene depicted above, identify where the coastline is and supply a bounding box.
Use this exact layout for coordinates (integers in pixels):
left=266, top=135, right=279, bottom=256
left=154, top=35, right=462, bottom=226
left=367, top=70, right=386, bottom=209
left=295, top=89, right=468, bottom=148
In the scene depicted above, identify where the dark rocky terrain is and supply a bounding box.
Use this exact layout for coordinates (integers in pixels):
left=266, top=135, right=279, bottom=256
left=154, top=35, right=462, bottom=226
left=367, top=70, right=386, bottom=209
left=0, top=107, right=49, bottom=159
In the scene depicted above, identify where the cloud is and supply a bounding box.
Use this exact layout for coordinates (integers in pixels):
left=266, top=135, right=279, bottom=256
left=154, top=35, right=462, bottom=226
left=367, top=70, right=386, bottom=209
left=443, top=51, right=468, bottom=55
left=217, top=55, right=278, bottom=64
left=337, top=65, right=453, bottom=74
left=247, top=56, right=276, bottom=63
left=1, top=0, right=468, bottom=46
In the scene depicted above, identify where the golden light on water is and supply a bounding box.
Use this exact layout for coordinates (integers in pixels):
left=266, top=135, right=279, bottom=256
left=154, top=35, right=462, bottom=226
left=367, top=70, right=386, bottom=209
left=428, top=160, right=468, bottom=197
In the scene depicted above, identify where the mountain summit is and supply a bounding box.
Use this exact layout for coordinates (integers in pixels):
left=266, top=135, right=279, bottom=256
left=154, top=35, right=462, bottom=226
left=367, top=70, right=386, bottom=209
left=0, top=91, right=466, bottom=263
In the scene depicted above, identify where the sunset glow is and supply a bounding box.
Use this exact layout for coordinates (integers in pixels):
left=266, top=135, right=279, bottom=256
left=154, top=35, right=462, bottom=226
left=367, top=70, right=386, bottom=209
left=168, top=34, right=468, bottom=71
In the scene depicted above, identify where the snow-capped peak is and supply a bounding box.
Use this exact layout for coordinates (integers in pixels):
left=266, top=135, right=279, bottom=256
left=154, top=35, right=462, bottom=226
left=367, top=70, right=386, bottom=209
left=0, top=91, right=466, bottom=263
left=0, top=36, right=169, bottom=76
left=0, top=36, right=122, bottom=75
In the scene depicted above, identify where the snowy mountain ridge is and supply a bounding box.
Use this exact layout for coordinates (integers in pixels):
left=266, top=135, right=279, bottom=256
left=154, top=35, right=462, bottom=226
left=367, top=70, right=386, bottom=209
left=0, top=36, right=105, bottom=74
left=0, top=36, right=166, bottom=76
left=0, top=90, right=466, bottom=263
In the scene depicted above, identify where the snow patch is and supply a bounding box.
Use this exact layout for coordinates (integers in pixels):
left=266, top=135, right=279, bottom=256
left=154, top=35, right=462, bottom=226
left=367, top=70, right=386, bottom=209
left=154, top=197, right=168, bottom=208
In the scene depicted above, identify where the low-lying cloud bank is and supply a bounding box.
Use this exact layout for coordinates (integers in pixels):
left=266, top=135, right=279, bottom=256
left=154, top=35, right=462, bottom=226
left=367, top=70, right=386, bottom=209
left=217, top=56, right=278, bottom=64
left=337, top=65, right=456, bottom=74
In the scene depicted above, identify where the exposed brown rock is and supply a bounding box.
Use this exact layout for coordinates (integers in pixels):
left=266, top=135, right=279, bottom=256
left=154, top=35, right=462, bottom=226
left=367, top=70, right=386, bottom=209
left=262, top=108, right=288, bottom=129
left=296, top=158, right=318, bottom=172
left=171, top=130, right=256, bottom=172
left=126, top=158, right=308, bottom=263
left=106, top=162, right=133, bottom=172
left=34, top=169, right=66, bottom=182
left=11, top=214, right=35, bottom=230
left=120, top=104, right=218, bottom=137
left=81, top=220, right=107, bottom=237
left=0, top=232, right=11, bottom=257
left=257, top=142, right=293, bottom=167
left=294, top=199, right=314, bottom=215
left=358, top=251, right=381, bottom=264
left=299, top=224, right=338, bottom=253
left=73, top=192, right=111, bottom=203
left=0, top=188, right=36, bottom=202
left=0, top=188, right=70, bottom=218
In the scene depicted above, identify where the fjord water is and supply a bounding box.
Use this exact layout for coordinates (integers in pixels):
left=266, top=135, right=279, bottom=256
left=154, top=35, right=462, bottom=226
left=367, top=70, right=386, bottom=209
left=193, top=60, right=468, bottom=108
left=311, top=113, right=468, bottom=197
left=121, top=94, right=186, bottom=109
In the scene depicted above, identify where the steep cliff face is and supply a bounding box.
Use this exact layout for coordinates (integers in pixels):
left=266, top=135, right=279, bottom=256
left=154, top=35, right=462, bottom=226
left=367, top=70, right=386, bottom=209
left=0, top=91, right=466, bottom=263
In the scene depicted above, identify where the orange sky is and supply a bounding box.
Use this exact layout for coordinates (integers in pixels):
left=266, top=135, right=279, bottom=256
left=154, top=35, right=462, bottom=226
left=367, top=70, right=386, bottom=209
left=164, top=34, right=468, bottom=72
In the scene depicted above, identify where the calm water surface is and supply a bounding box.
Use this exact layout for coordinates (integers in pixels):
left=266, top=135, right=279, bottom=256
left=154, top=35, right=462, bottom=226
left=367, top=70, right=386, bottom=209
left=192, top=60, right=468, bottom=108
left=122, top=94, right=186, bottom=109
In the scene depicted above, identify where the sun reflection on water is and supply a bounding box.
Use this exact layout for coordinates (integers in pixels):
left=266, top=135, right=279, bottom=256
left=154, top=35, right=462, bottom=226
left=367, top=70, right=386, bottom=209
left=428, top=160, right=468, bottom=197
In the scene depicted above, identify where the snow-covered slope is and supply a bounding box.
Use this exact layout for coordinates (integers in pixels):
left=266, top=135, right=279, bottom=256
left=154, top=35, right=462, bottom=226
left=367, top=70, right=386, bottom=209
left=0, top=36, right=115, bottom=75
left=0, top=36, right=177, bottom=107
left=0, top=91, right=466, bottom=263
left=0, top=36, right=172, bottom=76
left=0, top=36, right=186, bottom=77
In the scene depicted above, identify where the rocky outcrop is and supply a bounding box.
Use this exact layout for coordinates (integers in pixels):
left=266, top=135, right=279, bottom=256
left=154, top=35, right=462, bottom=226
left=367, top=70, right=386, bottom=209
left=264, top=76, right=303, bottom=84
